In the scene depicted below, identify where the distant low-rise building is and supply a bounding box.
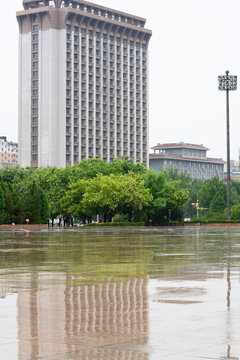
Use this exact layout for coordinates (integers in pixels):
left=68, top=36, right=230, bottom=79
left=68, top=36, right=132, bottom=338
left=149, top=142, right=224, bottom=180
left=0, top=137, right=19, bottom=169
left=223, top=160, right=240, bottom=180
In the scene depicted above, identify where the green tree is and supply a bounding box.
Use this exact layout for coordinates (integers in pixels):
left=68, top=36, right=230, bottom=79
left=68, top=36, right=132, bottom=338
left=210, top=193, right=226, bottom=212
left=230, top=204, right=240, bottom=220
left=109, top=156, right=147, bottom=176
left=82, top=175, right=120, bottom=222
left=183, top=179, right=203, bottom=218
left=145, top=171, right=169, bottom=224
left=118, top=174, right=152, bottom=221
left=166, top=168, right=192, bottom=189
left=61, top=179, right=90, bottom=223
left=5, top=184, right=15, bottom=224
left=230, top=180, right=240, bottom=205
left=29, top=167, right=74, bottom=224
left=12, top=186, right=25, bottom=224
left=39, top=187, right=50, bottom=224
left=77, top=158, right=109, bottom=179
left=24, top=182, right=42, bottom=224
left=165, top=181, right=189, bottom=220
left=145, top=171, right=189, bottom=224
left=0, top=187, right=6, bottom=224
left=198, top=177, right=226, bottom=209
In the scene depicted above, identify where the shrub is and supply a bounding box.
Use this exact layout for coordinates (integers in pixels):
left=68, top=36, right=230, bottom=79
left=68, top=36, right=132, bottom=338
left=85, top=222, right=145, bottom=227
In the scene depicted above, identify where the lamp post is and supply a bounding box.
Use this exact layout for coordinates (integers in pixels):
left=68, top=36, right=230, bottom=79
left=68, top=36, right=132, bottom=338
left=192, top=200, right=199, bottom=218
left=218, top=71, right=237, bottom=220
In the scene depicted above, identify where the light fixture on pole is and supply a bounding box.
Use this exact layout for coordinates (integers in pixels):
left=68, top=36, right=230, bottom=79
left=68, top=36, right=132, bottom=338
left=218, top=71, right=237, bottom=220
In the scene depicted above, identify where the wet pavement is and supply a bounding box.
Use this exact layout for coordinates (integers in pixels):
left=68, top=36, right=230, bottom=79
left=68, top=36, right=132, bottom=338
left=0, top=226, right=240, bottom=359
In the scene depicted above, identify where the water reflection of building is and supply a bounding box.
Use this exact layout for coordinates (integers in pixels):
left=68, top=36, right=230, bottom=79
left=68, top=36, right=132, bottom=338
left=0, top=274, right=18, bottom=298
left=17, top=276, right=149, bottom=359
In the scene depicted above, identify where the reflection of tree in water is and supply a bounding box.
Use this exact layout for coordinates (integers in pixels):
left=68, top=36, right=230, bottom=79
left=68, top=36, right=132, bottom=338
left=1, top=229, right=238, bottom=284
left=3, top=228, right=240, bottom=359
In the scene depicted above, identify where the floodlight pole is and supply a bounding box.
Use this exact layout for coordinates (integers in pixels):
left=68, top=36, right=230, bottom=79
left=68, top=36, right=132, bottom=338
left=226, top=76, right=231, bottom=221
left=218, top=70, right=237, bottom=221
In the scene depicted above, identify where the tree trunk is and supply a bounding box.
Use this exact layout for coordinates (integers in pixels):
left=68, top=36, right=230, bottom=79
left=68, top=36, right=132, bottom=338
left=128, top=210, right=133, bottom=222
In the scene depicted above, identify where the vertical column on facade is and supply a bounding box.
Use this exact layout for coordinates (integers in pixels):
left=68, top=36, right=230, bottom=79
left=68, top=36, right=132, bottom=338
left=70, top=16, right=76, bottom=166
left=127, top=30, right=133, bottom=158
left=66, top=18, right=72, bottom=166
left=114, top=26, right=120, bottom=159
left=146, top=36, right=150, bottom=167
left=133, top=31, right=138, bottom=163
left=85, top=18, right=92, bottom=160
left=93, top=21, right=99, bottom=159
left=36, top=14, right=41, bottom=167
left=86, top=24, right=89, bottom=160
left=78, top=17, right=84, bottom=163
left=120, top=28, right=127, bottom=157
left=107, top=24, right=113, bottom=162
left=80, top=19, right=88, bottom=161
left=31, top=14, right=39, bottom=168
left=101, top=22, right=106, bottom=161
left=99, top=23, right=104, bottom=159
left=119, top=29, right=126, bottom=157
left=17, top=19, right=23, bottom=166
left=95, top=22, right=102, bottom=159
left=139, top=33, right=144, bottom=163
left=72, top=15, right=82, bottom=166
left=30, top=14, right=34, bottom=168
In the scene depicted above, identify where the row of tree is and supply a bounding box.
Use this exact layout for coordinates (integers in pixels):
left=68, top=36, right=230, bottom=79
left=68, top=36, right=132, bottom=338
left=0, top=181, right=49, bottom=224
left=1, top=158, right=240, bottom=225
left=0, top=158, right=189, bottom=225
left=166, top=169, right=240, bottom=220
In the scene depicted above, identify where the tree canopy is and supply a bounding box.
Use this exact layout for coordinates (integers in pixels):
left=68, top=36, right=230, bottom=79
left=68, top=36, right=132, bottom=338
left=3, top=158, right=239, bottom=225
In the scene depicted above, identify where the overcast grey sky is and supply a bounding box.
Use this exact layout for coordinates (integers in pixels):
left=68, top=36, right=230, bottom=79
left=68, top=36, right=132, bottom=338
left=1, top=0, right=240, bottom=160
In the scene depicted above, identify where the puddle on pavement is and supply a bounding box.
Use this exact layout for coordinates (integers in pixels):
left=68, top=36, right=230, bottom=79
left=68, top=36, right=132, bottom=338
left=0, top=227, right=240, bottom=359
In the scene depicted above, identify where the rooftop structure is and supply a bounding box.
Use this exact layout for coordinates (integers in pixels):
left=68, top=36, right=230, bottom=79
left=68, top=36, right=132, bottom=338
left=149, top=142, right=224, bottom=180
left=152, top=142, right=210, bottom=151
left=22, top=0, right=146, bottom=26
left=17, top=0, right=151, bottom=168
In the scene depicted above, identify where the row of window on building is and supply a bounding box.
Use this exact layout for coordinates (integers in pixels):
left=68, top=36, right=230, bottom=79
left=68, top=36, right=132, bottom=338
left=163, top=160, right=222, bottom=170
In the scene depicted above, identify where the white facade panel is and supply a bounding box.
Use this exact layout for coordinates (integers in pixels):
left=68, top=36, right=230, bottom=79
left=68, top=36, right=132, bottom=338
left=38, top=29, right=66, bottom=168
left=18, top=33, right=31, bottom=168
left=146, top=49, right=150, bottom=168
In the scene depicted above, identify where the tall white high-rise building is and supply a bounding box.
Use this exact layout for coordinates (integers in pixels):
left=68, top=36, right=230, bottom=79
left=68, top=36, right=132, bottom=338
left=17, top=0, right=152, bottom=168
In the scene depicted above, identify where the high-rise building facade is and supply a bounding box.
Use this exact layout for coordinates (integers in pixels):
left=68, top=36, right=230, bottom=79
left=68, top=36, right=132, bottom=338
left=17, top=0, right=152, bottom=168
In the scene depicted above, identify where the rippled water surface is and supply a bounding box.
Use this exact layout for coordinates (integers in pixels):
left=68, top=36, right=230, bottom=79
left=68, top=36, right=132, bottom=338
left=0, top=226, right=240, bottom=359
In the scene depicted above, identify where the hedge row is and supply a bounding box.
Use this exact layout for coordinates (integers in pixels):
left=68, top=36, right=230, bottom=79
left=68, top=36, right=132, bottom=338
left=85, top=220, right=240, bottom=227
left=170, top=220, right=240, bottom=225
left=85, top=222, right=145, bottom=227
